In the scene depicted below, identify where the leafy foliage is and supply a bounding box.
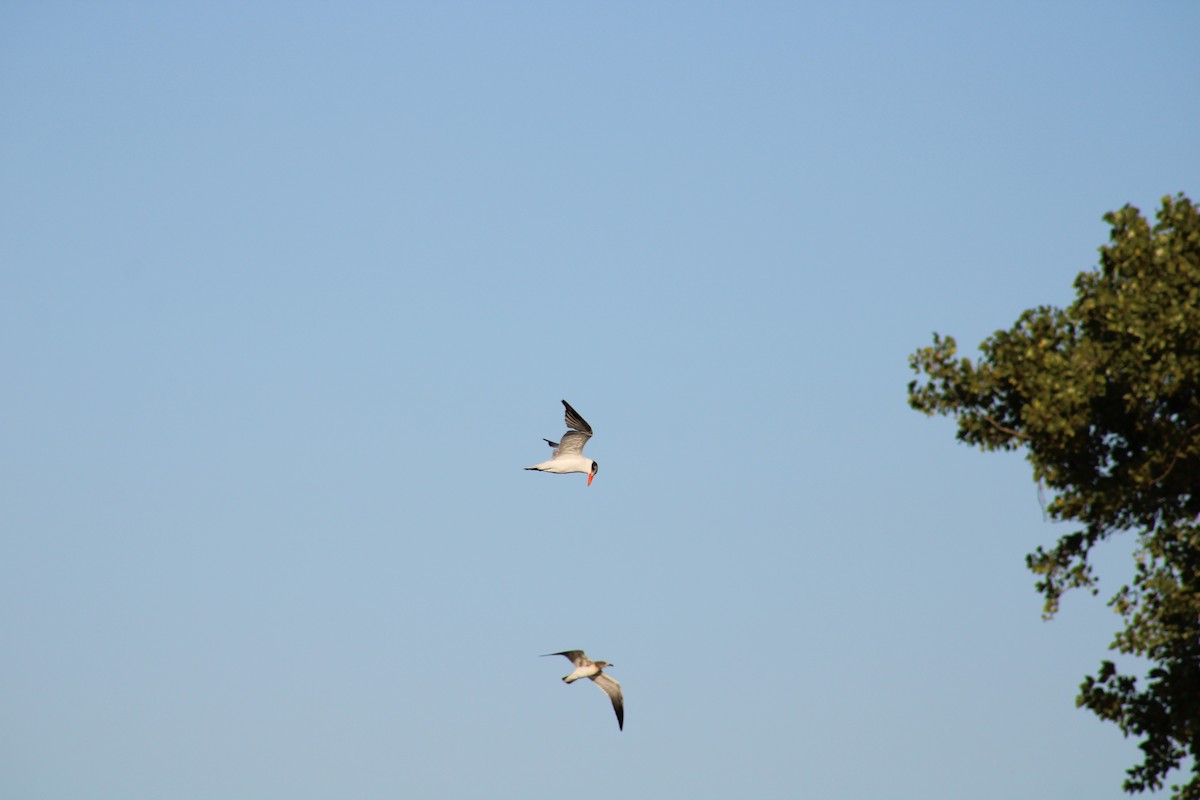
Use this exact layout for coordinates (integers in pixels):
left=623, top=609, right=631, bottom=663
left=908, top=195, right=1200, bottom=798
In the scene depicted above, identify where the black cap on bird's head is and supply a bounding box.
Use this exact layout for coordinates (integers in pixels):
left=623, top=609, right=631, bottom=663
left=588, top=460, right=599, bottom=486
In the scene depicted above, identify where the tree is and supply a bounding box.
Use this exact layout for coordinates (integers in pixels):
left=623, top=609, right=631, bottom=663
left=908, top=194, right=1200, bottom=799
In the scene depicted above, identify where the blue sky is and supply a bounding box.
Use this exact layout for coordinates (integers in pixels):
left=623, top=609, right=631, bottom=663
left=3, top=3, right=1199, bottom=798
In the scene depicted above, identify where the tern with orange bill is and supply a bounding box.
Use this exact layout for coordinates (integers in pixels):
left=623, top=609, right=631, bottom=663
left=525, top=400, right=599, bottom=485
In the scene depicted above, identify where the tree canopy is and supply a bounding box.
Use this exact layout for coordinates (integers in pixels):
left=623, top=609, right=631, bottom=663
left=908, top=194, right=1200, bottom=798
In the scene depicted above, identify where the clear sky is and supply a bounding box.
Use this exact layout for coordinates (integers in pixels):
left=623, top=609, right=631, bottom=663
left=3, top=3, right=1199, bottom=798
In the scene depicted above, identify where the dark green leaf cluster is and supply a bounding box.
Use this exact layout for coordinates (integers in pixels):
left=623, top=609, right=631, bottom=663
left=908, top=195, right=1200, bottom=799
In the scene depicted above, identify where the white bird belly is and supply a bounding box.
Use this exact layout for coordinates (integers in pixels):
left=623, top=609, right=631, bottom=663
left=530, top=454, right=592, bottom=475
left=564, top=664, right=600, bottom=683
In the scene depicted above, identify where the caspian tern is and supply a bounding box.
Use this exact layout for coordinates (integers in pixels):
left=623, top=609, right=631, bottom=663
left=524, top=400, right=599, bottom=485
left=541, top=650, right=624, bottom=730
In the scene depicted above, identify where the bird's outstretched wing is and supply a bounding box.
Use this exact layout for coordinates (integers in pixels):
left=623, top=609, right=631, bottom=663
left=541, top=650, right=589, bottom=666
left=561, top=400, right=593, bottom=435
left=593, top=673, right=624, bottom=730
left=553, top=430, right=591, bottom=457
left=537, top=401, right=593, bottom=456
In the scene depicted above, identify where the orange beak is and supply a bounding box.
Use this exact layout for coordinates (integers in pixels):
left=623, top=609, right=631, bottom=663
left=587, top=473, right=594, bottom=486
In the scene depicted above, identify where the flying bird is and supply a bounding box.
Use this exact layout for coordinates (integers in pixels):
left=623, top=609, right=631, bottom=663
left=525, top=400, right=599, bottom=485
left=541, top=650, right=623, bottom=730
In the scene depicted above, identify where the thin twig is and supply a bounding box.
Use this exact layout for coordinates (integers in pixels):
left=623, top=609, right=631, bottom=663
left=983, top=414, right=1032, bottom=440
left=1151, top=422, right=1200, bottom=484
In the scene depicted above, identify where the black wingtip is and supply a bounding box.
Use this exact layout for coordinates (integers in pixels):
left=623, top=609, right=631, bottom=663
left=560, top=400, right=593, bottom=434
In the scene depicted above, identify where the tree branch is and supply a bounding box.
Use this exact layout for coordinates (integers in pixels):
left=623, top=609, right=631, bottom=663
left=1151, top=422, right=1200, bottom=484
left=983, top=414, right=1032, bottom=440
